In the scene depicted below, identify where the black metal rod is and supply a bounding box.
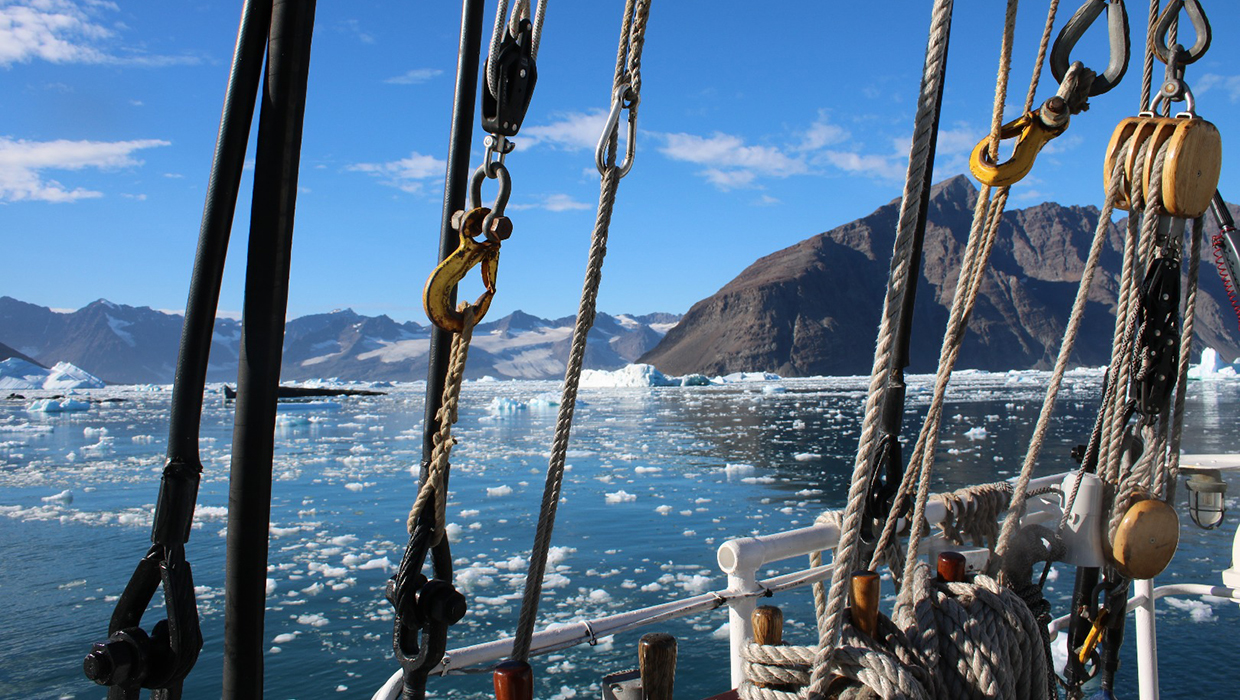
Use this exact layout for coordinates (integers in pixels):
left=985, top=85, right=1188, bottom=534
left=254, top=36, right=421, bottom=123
left=152, top=0, right=273, bottom=551
left=418, top=0, right=486, bottom=576
left=222, top=0, right=316, bottom=696
left=879, top=9, right=953, bottom=439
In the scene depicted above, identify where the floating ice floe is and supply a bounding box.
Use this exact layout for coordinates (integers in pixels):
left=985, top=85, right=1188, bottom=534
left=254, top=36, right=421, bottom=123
left=27, top=397, right=91, bottom=413
left=488, top=396, right=527, bottom=414
left=276, top=400, right=340, bottom=412
left=964, top=426, right=988, bottom=440
left=604, top=489, right=637, bottom=503
left=715, top=371, right=782, bottom=384
left=722, top=463, right=756, bottom=478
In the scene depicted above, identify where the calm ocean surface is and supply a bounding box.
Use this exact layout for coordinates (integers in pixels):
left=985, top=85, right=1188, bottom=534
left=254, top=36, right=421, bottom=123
left=2, top=371, right=1237, bottom=699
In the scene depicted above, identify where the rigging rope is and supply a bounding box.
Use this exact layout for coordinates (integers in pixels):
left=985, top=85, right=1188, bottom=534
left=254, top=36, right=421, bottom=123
left=509, top=0, right=651, bottom=663
left=405, top=305, right=478, bottom=541
left=807, top=0, right=956, bottom=675
left=809, top=0, right=1088, bottom=695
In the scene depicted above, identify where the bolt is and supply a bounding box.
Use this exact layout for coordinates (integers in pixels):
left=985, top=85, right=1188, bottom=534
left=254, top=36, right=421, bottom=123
left=83, top=647, right=115, bottom=684
left=490, top=216, right=513, bottom=241
left=450, top=210, right=466, bottom=231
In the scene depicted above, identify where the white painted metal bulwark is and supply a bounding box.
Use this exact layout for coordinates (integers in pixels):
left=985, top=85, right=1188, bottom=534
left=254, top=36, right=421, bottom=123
left=1134, top=578, right=1159, bottom=700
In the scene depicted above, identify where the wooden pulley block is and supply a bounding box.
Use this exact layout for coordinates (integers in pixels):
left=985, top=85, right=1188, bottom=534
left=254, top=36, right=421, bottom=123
left=1109, top=496, right=1179, bottom=579
left=1103, top=116, right=1164, bottom=210
left=1103, top=115, right=1222, bottom=217
left=1160, top=117, right=1222, bottom=218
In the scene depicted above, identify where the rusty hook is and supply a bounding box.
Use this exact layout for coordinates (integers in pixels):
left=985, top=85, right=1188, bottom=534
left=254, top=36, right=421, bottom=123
left=423, top=208, right=502, bottom=333
left=969, top=109, right=1069, bottom=187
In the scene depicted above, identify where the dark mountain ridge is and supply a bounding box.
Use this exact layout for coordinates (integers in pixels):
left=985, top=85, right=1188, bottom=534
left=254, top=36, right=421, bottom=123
left=641, top=175, right=1240, bottom=376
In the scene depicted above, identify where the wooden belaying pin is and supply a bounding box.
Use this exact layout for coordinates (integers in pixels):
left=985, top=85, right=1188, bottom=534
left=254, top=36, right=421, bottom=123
left=638, top=632, right=677, bottom=700
left=750, top=606, right=785, bottom=691
left=751, top=605, right=783, bottom=646
left=849, top=570, right=880, bottom=638
left=493, top=659, right=533, bottom=700
left=937, top=551, right=967, bottom=582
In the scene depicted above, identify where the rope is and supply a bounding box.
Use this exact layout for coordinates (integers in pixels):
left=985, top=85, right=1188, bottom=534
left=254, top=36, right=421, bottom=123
left=508, top=0, right=650, bottom=663
left=809, top=0, right=956, bottom=678
left=748, top=565, right=1046, bottom=699
left=993, top=145, right=1130, bottom=565
left=1141, top=0, right=1161, bottom=111
left=405, top=305, right=478, bottom=541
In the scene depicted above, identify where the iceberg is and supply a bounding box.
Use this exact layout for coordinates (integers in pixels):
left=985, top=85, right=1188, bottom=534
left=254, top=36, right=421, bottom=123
left=1187, top=347, right=1237, bottom=380
left=44, top=362, right=106, bottom=390
left=580, top=364, right=678, bottom=388
left=0, top=359, right=105, bottom=390
left=0, top=358, right=46, bottom=390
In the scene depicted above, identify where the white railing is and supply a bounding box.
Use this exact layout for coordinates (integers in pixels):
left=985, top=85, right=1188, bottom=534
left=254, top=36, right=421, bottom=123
left=375, top=469, right=1240, bottom=700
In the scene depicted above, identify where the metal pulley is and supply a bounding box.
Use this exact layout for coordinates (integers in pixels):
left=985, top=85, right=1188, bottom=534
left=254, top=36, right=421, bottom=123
left=1102, top=114, right=1221, bottom=217
left=481, top=18, right=538, bottom=137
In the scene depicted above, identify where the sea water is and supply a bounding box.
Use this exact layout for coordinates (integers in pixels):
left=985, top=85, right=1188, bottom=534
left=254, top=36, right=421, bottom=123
left=1, top=371, right=1237, bottom=699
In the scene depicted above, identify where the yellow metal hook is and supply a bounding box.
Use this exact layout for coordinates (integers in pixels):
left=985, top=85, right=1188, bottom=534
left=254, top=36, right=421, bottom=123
left=969, top=110, right=1069, bottom=187
left=423, top=208, right=501, bottom=333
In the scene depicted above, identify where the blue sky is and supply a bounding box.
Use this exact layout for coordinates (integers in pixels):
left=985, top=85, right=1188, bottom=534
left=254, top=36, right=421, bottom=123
left=2, top=1, right=1238, bottom=323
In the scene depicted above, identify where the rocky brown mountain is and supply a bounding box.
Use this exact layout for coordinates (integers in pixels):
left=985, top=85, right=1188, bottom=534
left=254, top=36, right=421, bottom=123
left=641, top=175, right=1240, bottom=377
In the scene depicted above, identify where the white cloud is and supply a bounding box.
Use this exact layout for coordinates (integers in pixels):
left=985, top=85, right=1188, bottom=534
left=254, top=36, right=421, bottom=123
left=1194, top=73, right=1240, bottom=103
left=0, top=1, right=198, bottom=67
left=385, top=68, right=443, bottom=85
left=659, top=131, right=807, bottom=190
left=522, top=110, right=609, bottom=151
left=509, top=193, right=592, bottom=212
left=820, top=150, right=906, bottom=180
left=797, top=113, right=848, bottom=151
left=700, top=168, right=756, bottom=190
left=337, top=19, right=375, bottom=45
left=348, top=151, right=446, bottom=193
left=0, top=136, right=170, bottom=202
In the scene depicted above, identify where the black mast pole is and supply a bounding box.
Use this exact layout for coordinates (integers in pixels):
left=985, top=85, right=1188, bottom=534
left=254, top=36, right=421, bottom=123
left=419, top=0, right=485, bottom=576
left=222, top=1, right=316, bottom=697
left=157, top=0, right=272, bottom=544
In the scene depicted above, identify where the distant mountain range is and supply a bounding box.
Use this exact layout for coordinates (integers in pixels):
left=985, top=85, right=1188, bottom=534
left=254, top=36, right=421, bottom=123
left=0, top=297, right=679, bottom=384
left=8, top=177, right=1237, bottom=383
left=641, top=175, right=1240, bottom=376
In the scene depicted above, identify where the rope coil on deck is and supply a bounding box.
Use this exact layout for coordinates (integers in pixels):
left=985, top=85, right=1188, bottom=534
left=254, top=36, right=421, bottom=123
left=740, top=563, right=1047, bottom=700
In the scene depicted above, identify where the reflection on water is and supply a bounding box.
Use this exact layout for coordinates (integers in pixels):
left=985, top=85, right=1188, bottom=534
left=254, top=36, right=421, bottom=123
left=0, top=372, right=1236, bottom=699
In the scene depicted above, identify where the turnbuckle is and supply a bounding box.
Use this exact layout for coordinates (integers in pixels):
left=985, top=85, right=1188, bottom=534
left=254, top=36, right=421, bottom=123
left=1051, top=0, right=1131, bottom=98
left=422, top=166, right=513, bottom=333
left=83, top=544, right=202, bottom=699
left=968, top=100, right=1070, bottom=187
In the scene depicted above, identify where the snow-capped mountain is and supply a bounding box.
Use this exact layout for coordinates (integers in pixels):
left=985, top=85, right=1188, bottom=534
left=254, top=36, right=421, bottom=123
left=0, top=297, right=679, bottom=383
